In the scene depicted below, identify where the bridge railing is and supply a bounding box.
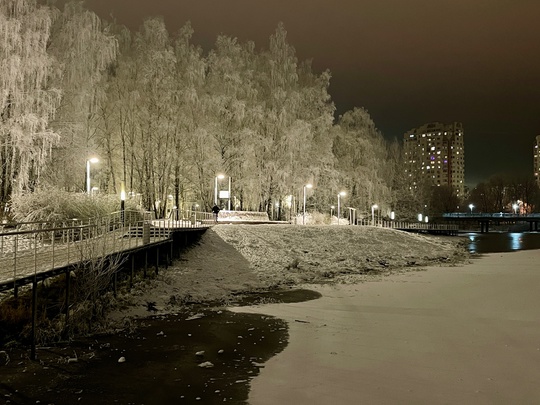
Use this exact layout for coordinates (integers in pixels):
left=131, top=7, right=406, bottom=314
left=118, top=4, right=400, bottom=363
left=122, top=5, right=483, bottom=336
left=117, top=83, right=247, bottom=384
left=443, top=213, right=540, bottom=219
left=355, top=218, right=458, bottom=232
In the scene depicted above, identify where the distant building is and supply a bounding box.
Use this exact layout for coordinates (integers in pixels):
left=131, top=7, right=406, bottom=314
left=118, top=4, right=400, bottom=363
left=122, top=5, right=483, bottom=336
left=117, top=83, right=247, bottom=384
left=403, top=122, right=465, bottom=198
left=534, top=135, right=540, bottom=186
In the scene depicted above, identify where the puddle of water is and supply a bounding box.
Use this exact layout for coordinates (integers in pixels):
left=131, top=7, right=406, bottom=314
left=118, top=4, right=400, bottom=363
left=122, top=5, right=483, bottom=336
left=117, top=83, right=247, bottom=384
left=1, top=288, right=321, bottom=404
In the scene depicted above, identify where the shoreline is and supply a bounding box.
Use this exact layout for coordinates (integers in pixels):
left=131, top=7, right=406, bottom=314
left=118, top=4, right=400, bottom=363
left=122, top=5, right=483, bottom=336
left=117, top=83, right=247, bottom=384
left=233, top=249, right=540, bottom=404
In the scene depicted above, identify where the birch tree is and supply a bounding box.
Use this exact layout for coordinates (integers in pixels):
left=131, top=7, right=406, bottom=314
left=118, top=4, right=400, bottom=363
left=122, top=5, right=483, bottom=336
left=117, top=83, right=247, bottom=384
left=45, top=1, right=117, bottom=192
left=333, top=108, right=392, bottom=218
left=118, top=17, right=179, bottom=216
left=0, top=0, right=61, bottom=211
left=172, top=22, right=212, bottom=210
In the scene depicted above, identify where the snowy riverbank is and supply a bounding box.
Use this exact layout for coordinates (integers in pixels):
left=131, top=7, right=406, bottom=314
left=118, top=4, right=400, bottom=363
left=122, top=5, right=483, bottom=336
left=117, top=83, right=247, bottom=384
left=109, top=224, right=470, bottom=321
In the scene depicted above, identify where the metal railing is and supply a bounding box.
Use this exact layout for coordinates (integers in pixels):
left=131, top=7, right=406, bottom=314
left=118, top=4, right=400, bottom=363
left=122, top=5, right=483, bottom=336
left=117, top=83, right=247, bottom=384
left=443, top=213, right=540, bottom=219
left=355, top=218, right=458, bottom=232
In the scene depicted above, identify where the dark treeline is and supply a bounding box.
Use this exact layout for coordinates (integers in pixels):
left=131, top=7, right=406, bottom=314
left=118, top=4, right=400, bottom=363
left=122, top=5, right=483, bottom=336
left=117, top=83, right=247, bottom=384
left=468, top=175, right=539, bottom=214
left=1, top=0, right=538, bottom=221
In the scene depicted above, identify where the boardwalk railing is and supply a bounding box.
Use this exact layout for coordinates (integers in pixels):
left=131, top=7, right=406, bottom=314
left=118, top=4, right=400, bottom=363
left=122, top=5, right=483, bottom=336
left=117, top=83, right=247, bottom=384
left=0, top=209, right=214, bottom=292
left=355, top=218, right=458, bottom=234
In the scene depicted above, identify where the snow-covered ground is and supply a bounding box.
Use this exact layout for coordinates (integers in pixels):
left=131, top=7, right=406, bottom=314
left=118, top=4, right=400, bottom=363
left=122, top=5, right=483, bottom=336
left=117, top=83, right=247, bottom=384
left=213, top=224, right=467, bottom=285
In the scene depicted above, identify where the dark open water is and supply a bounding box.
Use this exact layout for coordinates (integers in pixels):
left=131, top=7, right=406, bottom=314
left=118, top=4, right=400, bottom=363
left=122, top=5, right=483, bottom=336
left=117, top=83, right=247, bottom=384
left=463, top=231, right=540, bottom=253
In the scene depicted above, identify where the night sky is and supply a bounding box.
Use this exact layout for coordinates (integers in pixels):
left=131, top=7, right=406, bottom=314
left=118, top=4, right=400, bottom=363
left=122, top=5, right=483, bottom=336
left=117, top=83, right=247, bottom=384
left=78, top=0, right=540, bottom=186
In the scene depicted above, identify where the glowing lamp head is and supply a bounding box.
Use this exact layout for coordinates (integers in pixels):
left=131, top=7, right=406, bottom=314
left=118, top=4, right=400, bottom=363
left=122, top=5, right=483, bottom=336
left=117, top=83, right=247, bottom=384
left=120, top=181, right=126, bottom=201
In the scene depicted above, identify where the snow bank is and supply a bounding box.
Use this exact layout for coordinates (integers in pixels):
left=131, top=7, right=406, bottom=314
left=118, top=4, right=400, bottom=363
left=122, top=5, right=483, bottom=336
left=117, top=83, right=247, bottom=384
left=212, top=224, right=469, bottom=287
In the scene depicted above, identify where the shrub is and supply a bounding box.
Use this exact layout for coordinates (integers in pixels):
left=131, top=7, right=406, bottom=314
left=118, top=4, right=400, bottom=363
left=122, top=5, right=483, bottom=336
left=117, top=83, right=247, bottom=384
left=9, top=186, right=142, bottom=223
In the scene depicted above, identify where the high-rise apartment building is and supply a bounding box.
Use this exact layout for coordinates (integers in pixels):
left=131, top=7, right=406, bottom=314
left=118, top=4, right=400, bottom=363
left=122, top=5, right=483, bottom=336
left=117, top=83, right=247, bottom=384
left=403, top=122, right=465, bottom=197
left=534, top=135, right=540, bottom=186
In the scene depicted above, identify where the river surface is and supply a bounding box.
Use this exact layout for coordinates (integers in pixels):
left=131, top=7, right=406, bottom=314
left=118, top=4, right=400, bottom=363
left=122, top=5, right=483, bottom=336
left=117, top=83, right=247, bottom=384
left=463, top=231, right=540, bottom=253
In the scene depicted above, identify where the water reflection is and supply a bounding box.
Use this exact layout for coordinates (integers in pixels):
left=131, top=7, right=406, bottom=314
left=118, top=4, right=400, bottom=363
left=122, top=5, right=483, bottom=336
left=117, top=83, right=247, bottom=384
left=510, top=233, right=522, bottom=250
left=465, top=232, right=540, bottom=253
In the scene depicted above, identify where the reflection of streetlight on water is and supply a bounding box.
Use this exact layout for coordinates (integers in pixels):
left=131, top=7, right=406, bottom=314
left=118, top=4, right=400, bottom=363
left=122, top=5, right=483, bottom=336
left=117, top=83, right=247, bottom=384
left=303, top=183, right=313, bottom=225
left=86, top=157, right=99, bottom=194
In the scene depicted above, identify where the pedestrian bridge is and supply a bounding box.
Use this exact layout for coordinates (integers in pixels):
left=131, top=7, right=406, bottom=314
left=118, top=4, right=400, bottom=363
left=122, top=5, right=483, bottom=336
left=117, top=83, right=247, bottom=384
left=442, top=213, right=540, bottom=233
left=0, top=209, right=214, bottom=294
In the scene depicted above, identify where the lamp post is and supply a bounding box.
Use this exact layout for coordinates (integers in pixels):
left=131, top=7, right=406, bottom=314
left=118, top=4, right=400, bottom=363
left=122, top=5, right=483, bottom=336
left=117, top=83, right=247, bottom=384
left=86, top=157, right=99, bottom=194
left=330, top=205, right=335, bottom=218
left=214, top=174, right=232, bottom=210
left=120, top=180, right=126, bottom=225
left=469, top=204, right=474, bottom=214
left=371, top=204, right=378, bottom=226
left=214, top=174, right=225, bottom=206
left=227, top=176, right=231, bottom=210
left=337, top=191, right=346, bottom=224
left=512, top=203, right=518, bottom=215
left=302, top=183, right=313, bottom=225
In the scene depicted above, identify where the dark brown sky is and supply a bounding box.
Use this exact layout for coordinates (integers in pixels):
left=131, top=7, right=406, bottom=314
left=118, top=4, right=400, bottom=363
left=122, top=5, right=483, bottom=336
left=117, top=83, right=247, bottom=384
left=78, top=0, right=540, bottom=186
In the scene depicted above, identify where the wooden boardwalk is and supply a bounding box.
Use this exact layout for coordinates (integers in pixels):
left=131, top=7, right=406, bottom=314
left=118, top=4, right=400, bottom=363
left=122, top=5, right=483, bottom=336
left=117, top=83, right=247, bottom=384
left=0, top=212, right=214, bottom=292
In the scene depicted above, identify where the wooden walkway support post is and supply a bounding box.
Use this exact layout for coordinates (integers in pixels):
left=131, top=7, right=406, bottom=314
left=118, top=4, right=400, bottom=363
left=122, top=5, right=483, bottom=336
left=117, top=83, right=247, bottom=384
left=144, top=251, right=148, bottom=278
left=155, top=247, right=159, bottom=275
left=64, top=269, right=70, bottom=338
left=30, top=276, right=37, bottom=361
left=130, top=255, right=134, bottom=290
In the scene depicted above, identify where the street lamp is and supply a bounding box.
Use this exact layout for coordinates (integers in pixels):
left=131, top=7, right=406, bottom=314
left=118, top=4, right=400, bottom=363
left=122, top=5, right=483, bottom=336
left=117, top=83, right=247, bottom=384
left=512, top=203, right=518, bottom=214
left=337, top=191, right=346, bottom=224
left=86, top=157, right=99, bottom=194
left=214, top=174, right=225, bottom=206
left=120, top=180, right=126, bottom=225
left=371, top=204, right=378, bottom=226
left=469, top=204, right=474, bottom=214
left=330, top=205, right=335, bottom=217
left=303, top=183, right=313, bottom=225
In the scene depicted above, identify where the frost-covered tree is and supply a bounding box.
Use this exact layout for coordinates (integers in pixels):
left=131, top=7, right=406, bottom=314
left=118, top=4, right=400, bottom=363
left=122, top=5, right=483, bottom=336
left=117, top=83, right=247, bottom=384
left=332, top=108, right=392, bottom=219
left=161, top=22, right=210, bottom=211
left=0, top=0, right=61, bottom=211
left=44, top=1, right=117, bottom=192
left=3, top=4, right=399, bottom=219
left=252, top=23, right=335, bottom=215
left=128, top=17, right=179, bottom=216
